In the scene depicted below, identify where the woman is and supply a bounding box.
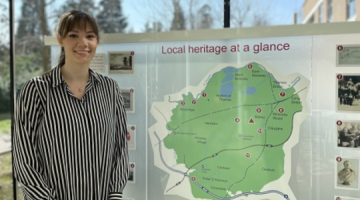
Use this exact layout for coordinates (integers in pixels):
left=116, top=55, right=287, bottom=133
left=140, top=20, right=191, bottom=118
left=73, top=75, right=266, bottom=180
left=13, top=10, right=129, bottom=200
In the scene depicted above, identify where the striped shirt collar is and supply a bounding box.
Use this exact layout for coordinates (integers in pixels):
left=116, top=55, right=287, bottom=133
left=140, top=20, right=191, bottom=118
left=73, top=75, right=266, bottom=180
left=51, top=65, right=102, bottom=88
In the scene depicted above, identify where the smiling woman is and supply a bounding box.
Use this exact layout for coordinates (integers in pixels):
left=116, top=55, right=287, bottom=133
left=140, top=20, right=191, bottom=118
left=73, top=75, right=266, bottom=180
left=13, top=10, right=130, bottom=200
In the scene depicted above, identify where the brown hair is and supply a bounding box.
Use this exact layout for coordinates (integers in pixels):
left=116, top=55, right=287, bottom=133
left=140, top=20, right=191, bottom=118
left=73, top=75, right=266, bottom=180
left=56, top=10, right=100, bottom=67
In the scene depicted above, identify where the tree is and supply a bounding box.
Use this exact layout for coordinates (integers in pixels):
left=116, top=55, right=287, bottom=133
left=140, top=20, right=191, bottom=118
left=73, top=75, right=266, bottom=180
left=170, top=0, right=186, bottom=31
left=137, top=0, right=215, bottom=31
left=143, top=21, right=163, bottom=33
left=0, top=2, right=9, bottom=46
left=196, top=4, right=213, bottom=29
left=16, top=0, right=52, bottom=72
left=229, top=0, right=272, bottom=27
left=55, top=0, right=97, bottom=19
left=97, top=0, right=127, bottom=33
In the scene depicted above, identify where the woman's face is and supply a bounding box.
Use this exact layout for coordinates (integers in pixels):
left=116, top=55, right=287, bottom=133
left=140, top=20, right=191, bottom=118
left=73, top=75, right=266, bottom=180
left=58, top=22, right=98, bottom=66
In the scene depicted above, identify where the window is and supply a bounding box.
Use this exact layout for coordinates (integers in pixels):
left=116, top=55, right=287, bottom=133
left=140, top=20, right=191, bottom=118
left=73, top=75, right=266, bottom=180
left=327, top=0, right=333, bottom=22
left=347, top=0, right=356, bottom=19
left=319, top=3, right=323, bottom=23
left=308, top=15, right=315, bottom=23
left=0, top=1, right=13, bottom=200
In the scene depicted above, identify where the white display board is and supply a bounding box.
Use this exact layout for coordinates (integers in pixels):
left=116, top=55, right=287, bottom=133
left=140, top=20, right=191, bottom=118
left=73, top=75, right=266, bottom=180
left=46, top=23, right=360, bottom=200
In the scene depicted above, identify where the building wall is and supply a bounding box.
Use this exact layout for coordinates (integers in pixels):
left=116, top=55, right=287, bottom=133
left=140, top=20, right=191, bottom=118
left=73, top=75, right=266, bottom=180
left=303, top=0, right=360, bottom=23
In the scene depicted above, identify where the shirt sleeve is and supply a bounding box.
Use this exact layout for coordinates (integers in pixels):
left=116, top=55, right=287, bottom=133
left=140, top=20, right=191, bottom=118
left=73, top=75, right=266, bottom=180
left=109, top=84, right=130, bottom=200
left=13, top=80, right=55, bottom=200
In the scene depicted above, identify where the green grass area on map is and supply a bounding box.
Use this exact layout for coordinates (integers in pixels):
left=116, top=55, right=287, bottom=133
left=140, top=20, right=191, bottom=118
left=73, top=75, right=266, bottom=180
left=164, top=63, right=302, bottom=199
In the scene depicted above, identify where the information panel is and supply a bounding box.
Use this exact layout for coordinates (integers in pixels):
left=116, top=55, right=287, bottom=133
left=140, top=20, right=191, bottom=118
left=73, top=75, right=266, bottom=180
left=47, top=30, right=360, bottom=200
left=147, top=37, right=311, bottom=200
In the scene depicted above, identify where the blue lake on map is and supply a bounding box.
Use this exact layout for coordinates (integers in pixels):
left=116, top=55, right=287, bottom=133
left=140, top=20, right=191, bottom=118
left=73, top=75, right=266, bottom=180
left=222, top=66, right=237, bottom=75
left=221, top=74, right=233, bottom=83
left=246, top=87, right=256, bottom=95
left=220, top=82, right=234, bottom=98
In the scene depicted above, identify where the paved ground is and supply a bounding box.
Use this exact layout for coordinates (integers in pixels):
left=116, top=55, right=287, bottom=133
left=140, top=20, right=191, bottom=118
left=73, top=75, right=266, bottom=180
left=0, top=133, right=11, bottom=154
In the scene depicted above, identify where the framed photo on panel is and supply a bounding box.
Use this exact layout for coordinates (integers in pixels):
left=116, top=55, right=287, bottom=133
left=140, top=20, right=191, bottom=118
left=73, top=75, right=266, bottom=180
left=121, top=88, right=135, bottom=113
left=127, top=125, right=136, bottom=150
left=336, top=74, right=360, bottom=112
left=334, top=156, right=359, bottom=190
left=336, top=44, right=360, bottom=67
left=336, top=120, right=360, bottom=149
left=108, top=51, right=135, bottom=75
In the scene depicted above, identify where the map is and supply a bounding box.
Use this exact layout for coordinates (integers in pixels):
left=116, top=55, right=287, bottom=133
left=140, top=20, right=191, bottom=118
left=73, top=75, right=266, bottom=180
left=149, top=62, right=309, bottom=200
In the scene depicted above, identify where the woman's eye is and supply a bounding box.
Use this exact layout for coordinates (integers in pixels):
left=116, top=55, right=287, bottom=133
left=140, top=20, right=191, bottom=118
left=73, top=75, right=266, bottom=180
left=87, top=35, right=95, bottom=39
left=68, top=34, right=77, bottom=38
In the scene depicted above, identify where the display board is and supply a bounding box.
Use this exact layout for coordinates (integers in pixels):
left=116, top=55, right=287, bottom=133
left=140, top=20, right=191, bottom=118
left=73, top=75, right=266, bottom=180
left=47, top=24, right=360, bottom=200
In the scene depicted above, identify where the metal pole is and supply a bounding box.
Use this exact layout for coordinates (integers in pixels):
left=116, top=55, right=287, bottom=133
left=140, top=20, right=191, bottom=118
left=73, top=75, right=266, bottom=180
left=9, top=0, right=17, bottom=199
left=224, top=0, right=230, bottom=28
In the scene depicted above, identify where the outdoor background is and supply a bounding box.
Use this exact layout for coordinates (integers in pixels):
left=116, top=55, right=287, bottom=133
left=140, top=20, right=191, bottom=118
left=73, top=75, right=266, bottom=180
left=0, top=0, right=358, bottom=199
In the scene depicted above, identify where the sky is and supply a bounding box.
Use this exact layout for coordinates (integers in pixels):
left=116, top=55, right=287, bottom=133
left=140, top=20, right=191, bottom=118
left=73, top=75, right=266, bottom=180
left=121, top=0, right=305, bottom=32
left=0, top=0, right=305, bottom=43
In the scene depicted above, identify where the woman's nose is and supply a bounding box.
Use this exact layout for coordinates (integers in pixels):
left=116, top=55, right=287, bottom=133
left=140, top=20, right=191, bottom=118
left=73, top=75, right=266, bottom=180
left=77, top=37, right=88, bottom=47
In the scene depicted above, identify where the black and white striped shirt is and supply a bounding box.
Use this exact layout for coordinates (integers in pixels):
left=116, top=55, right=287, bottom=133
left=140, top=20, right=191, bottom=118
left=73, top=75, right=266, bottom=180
left=13, top=65, right=129, bottom=200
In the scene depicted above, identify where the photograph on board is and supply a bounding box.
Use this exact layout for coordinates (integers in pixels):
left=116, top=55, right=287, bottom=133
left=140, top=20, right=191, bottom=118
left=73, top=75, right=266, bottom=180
left=128, top=162, right=135, bottom=183
left=336, top=44, right=360, bottom=67
left=337, top=74, right=360, bottom=111
left=336, top=120, right=360, bottom=149
left=335, top=157, right=359, bottom=190
left=127, top=125, right=136, bottom=150
left=108, top=51, right=134, bottom=74
left=121, top=88, right=135, bottom=113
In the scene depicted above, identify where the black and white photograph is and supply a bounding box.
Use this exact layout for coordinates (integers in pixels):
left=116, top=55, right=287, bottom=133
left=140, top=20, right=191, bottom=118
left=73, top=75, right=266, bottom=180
left=337, top=74, right=360, bottom=111
left=335, top=157, right=359, bottom=190
left=128, top=162, right=135, bottom=183
left=121, top=88, right=135, bottom=113
left=127, top=125, right=136, bottom=150
left=108, top=51, right=134, bottom=74
left=337, top=120, right=360, bottom=149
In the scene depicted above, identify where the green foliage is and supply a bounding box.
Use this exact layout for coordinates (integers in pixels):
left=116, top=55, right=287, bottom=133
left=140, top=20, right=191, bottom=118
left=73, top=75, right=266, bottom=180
left=14, top=52, right=43, bottom=90
left=0, top=119, right=10, bottom=135
left=0, top=152, right=14, bottom=200
left=0, top=44, right=10, bottom=114
left=97, top=0, right=127, bottom=33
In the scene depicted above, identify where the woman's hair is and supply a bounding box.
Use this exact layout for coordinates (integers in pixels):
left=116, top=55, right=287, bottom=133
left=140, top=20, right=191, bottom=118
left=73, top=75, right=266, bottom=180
left=56, top=10, right=100, bottom=66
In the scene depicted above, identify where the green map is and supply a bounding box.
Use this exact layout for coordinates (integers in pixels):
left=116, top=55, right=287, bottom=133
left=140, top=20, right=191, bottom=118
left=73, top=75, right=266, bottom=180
left=162, top=62, right=303, bottom=199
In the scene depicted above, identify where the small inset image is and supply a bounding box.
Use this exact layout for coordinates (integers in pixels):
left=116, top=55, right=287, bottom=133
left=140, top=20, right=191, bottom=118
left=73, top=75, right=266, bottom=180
left=335, top=196, right=360, bottom=200
left=108, top=51, right=134, bottom=74
left=335, top=156, right=359, bottom=190
left=128, top=162, right=135, bottom=183
left=337, top=74, right=360, bottom=111
left=121, top=88, right=135, bottom=113
left=127, top=125, right=136, bottom=150
left=336, top=120, right=360, bottom=149
left=336, top=44, right=360, bottom=67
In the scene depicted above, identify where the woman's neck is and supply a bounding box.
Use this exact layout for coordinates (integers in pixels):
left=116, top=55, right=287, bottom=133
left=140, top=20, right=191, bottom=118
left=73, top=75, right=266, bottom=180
left=61, top=64, right=90, bottom=82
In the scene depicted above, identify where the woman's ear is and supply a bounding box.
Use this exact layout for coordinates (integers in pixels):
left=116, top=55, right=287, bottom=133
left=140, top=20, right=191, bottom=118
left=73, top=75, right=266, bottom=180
left=56, top=33, right=63, bottom=46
